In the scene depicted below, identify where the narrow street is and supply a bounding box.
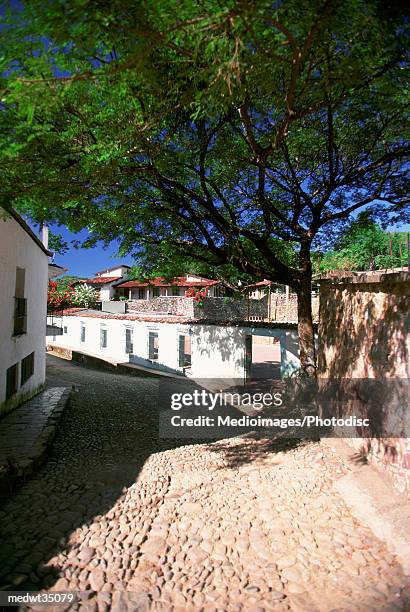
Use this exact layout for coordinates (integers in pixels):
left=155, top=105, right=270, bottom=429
left=0, top=355, right=408, bottom=611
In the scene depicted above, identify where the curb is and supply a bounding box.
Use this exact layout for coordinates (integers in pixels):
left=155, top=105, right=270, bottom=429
left=0, top=388, right=72, bottom=499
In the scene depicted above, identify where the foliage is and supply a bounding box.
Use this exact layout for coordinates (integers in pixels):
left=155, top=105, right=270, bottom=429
left=71, top=284, right=99, bottom=308
left=47, top=280, right=74, bottom=311
left=314, top=216, right=409, bottom=271
left=185, top=287, right=207, bottom=307
left=48, top=231, right=69, bottom=255
left=1, top=0, right=409, bottom=368
left=54, top=275, right=79, bottom=290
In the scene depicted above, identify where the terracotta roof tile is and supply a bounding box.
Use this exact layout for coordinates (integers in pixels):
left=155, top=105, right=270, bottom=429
left=116, top=276, right=219, bottom=289
left=76, top=276, right=122, bottom=285
left=65, top=310, right=196, bottom=324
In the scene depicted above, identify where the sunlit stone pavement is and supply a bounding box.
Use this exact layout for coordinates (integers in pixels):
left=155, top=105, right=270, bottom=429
left=0, top=355, right=409, bottom=611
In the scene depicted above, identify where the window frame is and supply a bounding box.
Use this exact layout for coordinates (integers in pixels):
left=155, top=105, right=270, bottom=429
left=125, top=326, right=133, bottom=354
left=178, top=334, right=192, bottom=368
left=21, top=352, right=35, bottom=386
left=148, top=330, right=159, bottom=361
left=100, top=325, right=108, bottom=349
left=6, top=363, right=19, bottom=400
left=13, top=296, right=27, bottom=336
left=80, top=322, right=86, bottom=343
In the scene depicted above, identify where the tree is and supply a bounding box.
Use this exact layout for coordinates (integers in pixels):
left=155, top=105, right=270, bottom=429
left=47, top=280, right=74, bottom=312
left=1, top=0, right=409, bottom=373
left=314, top=214, right=409, bottom=271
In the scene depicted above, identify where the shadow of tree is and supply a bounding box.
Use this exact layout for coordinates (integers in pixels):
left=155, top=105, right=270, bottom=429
left=0, top=355, right=314, bottom=595
left=317, top=273, right=409, bottom=469
left=204, top=434, right=309, bottom=470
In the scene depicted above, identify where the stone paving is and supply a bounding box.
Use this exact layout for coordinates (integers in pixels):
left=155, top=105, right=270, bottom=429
left=0, top=355, right=409, bottom=611
left=0, top=387, right=69, bottom=491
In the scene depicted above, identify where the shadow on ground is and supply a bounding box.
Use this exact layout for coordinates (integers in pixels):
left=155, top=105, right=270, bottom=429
left=0, top=354, right=310, bottom=593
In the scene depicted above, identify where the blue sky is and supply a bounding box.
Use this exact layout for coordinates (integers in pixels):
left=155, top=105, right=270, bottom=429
left=50, top=225, right=134, bottom=278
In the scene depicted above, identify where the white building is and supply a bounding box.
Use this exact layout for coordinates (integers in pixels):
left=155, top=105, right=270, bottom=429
left=115, top=274, right=225, bottom=300
left=0, top=208, right=51, bottom=414
left=47, top=310, right=300, bottom=380
left=75, top=264, right=131, bottom=302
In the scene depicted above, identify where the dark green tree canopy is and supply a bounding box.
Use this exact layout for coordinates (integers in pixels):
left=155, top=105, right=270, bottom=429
left=1, top=0, right=409, bottom=368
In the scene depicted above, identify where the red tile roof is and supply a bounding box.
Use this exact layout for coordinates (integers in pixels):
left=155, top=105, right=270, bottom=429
left=76, top=277, right=122, bottom=285
left=64, top=311, right=196, bottom=324
left=246, top=279, right=273, bottom=288
left=115, top=276, right=219, bottom=289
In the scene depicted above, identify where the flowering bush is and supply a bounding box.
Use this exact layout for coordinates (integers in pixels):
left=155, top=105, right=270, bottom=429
left=185, top=287, right=208, bottom=307
left=47, top=280, right=74, bottom=311
left=71, top=284, right=99, bottom=308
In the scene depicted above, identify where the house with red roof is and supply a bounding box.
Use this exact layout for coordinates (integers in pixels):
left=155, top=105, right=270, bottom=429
left=74, top=265, right=131, bottom=302
left=114, top=274, right=225, bottom=300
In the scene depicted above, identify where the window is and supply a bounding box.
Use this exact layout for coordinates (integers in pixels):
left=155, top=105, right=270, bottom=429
left=100, top=326, right=108, bottom=348
left=148, top=331, right=159, bottom=360
left=21, top=352, right=35, bottom=385
left=125, top=327, right=133, bottom=354
left=138, top=288, right=145, bottom=300
left=170, top=286, right=180, bottom=296
left=6, top=363, right=18, bottom=400
left=179, top=335, right=192, bottom=368
left=152, top=287, right=160, bottom=298
left=80, top=323, right=86, bottom=343
left=13, top=267, right=27, bottom=336
left=14, top=297, right=27, bottom=335
left=213, top=287, right=225, bottom=298
left=63, top=326, right=68, bottom=334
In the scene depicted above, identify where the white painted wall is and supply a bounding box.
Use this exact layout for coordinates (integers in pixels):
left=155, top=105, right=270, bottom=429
left=99, top=284, right=115, bottom=301
left=0, top=213, right=48, bottom=412
left=190, top=325, right=246, bottom=378
left=48, top=314, right=300, bottom=380
left=97, top=266, right=129, bottom=278
left=48, top=315, right=191, bottom=374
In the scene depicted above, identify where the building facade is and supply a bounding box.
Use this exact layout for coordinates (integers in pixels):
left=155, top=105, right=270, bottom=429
left=47, top=309, right=300, bottom=380
left=0, top=209, right=51, bottom=414
left=75, top=265, right=131, bottom=302
left=115, top=274, right=225, bottom=300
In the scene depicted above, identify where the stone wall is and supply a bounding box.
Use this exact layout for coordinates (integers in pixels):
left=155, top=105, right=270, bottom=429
left=126, top=296, right=268, bottom=321
left=193, top=297, right=268, bottom=321
left=318, top=271, right=409, bottom=378
left=269, top=294, right=319, bottom=323
left=317, top=270, right=410, bottom=497
left=127, top=297, right=194, bottom=317
left=126, top=294, right=319, bottom=323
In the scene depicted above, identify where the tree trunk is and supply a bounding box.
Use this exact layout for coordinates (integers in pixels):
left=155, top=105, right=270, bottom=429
left=296, top=258, right=316, bottom=376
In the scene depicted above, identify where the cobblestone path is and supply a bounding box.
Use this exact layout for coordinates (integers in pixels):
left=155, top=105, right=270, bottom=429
left=0, top=355, right=409, bottom=611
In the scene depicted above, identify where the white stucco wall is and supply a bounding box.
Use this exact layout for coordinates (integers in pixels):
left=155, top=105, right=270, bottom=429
left=190, top=325, right=246, bottom=378
left=99, top=284, right=115, bottom=301
left=48, top=315, right=191, bottom=374
left=0, top=213, right=48, bottom=412
left=98, top=266, right=129, bottom=278
left=48, top=315, right=301, bottom=380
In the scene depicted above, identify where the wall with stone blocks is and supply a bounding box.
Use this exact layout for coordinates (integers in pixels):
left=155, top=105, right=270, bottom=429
left=126, top=294, right=319, bottom=323
left=193, top=297, right=268, bottom=321
left=127, top=297, right=194, bottom=317
left=317, top=271, right=410, bottom=498
left=269, top=294, right=319, bottom=323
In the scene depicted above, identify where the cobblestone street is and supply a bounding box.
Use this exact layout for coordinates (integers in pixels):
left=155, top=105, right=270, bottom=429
left=0, top=355, right=409, bottom=611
